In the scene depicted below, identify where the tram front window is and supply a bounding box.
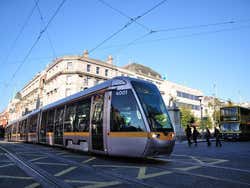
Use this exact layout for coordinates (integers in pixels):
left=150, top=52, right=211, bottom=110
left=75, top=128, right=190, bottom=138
left=131, top=81, right=173, bottom=132
left=110, top=89, right=146, bottom=132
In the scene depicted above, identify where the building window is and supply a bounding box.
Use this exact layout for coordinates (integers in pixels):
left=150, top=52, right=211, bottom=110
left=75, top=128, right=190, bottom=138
left=65, top=88, right=71, bottom=97
left=105, top=69, right=108, bottom=76
left=87, top=64, right=91, bottom=72
left=66, top=75, right=72, bottom=84
left=67, top=62, right=73, bottom=69
left=177, top=91, right=200, bottom=101
left=84, top=76, right=90, bottom=86
left=96, top=67, right=100, bottom=74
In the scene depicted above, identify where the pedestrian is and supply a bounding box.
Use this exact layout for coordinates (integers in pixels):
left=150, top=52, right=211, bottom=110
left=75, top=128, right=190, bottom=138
left=214, top=127, right=222, bottom=147
left=192, top=126, right=199, bottom=146
left=185, top=124, right=192, bottom=147
left=205, top=127, right=211, bottom=146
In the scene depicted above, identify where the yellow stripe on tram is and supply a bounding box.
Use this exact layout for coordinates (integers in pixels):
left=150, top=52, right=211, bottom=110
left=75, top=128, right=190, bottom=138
left=64, top=132, right=89, bottom=137
left=108, top=132, right=148, bottom=138
left=108, top=132, right=175, bottom=141
left=28, top=133, right=36, bottom=136
left=46, top=132, right=53, bottom=136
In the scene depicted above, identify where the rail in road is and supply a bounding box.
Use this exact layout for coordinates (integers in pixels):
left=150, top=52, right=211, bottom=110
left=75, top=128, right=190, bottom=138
left=0, top=141, right=250, bottom=188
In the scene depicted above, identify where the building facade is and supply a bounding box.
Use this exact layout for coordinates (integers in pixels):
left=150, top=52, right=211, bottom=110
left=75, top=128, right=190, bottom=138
left=0, top=109, right=8, bottom=128
left=7, top=50, right=205, bottom=122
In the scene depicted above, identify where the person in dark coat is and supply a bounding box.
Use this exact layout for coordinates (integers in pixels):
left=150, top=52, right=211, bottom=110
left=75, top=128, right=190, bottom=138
left=205, top=127, right=211, bottom=146
left=214, top=127, right=222, bottom=147
left=192, top=126, right=199, bottom=146
left=185, top=124, right=192, bottom=146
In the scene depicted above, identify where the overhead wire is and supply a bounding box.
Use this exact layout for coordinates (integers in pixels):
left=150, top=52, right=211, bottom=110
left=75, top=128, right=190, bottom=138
left=107, top=24, right=250, bottom=49
left=89, top=0, right=168, bottom=54
left=98, top=0, right=152, bottom=32
left=9, top=0, right=66, bottom=83
left=34, top=0, right=57, bottom=58
left=100, top=18, right=250, bottom=52
left=0, top=1, right=38, bottom=67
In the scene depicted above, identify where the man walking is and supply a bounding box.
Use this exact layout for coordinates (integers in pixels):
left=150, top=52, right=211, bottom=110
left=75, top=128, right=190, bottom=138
left=214, top=127, right=222, bottom=147
left=205, top=127, right=211, bottom=146
left=192, top=126, right=199, bottom=146
left=185, top=124, right=192, bottom=147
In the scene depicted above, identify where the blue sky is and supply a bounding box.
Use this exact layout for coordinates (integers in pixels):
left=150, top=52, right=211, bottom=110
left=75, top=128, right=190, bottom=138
left=0, top=0, right=250, bottom=111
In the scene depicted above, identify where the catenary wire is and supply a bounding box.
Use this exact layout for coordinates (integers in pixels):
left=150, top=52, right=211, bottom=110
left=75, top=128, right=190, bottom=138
left=9, top=0, right=66, bottom=83
left=108, top=25, right=250, bottom=50
left=0, top=1, right=39, bottom=68
left=89, top=0, right=168, bottom=54
left=100, top=18, right=250, bottom=51
left=98, top=0, right=152, bottom=32
left=34, top=0, right=57, bottom=58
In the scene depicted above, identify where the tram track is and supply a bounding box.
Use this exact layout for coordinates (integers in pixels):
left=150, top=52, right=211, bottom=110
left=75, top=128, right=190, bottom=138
left=147, top=157, right=250, bottom=187
left=5, top=142, right=250, bottom=188
left=4, top=142, right=154, bottom=188
left=0, top=144, right=73, bottom=188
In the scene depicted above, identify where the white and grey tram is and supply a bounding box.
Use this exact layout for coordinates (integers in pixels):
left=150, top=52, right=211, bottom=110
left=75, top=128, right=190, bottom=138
left=5, top=77, right=175, bottom=157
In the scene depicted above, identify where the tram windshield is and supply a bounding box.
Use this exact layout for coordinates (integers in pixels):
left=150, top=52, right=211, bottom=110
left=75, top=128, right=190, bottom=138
left=131, top=81, right=173, bottom=132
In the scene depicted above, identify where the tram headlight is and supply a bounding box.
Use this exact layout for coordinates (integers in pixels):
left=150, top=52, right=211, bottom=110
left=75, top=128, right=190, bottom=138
left=151, top=133, right=160, bottom=138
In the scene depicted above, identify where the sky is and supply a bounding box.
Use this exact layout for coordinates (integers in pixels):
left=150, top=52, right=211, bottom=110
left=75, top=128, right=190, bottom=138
left=0, top=0, right=250, bottom=111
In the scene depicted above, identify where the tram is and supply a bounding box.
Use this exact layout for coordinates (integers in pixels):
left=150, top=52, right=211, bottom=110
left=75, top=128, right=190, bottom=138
left=5, top=77, right=175, bottom=157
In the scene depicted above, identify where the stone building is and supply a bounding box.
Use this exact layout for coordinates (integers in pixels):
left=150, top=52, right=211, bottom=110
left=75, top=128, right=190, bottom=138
left=7, top=50, right=204, bottom=122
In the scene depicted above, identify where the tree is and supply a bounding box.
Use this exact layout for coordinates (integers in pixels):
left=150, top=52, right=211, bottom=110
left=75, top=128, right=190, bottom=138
left=180, top=107, right=196, bottom=129
left=200, top=116, right=213, bottom=130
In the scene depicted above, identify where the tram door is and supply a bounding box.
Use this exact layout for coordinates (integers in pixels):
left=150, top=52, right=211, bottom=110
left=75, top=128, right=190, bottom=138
left=39, top=111, right=47, bottom=143
left=54, top=107, right=64, bottom=145
left=91, top=93, right=104, bottom=151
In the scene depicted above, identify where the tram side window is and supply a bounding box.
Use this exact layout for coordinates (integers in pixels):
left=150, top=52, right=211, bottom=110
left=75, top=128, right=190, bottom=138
left=13, top=124, right=17, bottom=134
left=24, top=120, right=27, bottom=133
left=29, top=115, right=37, bottom=133
left=47, top=110, right=55, bottom=132
left=41, top=111, right=47, bottom=133
left=110, top=89, right=146, bottom=132
left=64, top=104, right=76, bottom=132
left=74, top=100, right=91, bottom=132
left=55, top=107, right=64, bottom=125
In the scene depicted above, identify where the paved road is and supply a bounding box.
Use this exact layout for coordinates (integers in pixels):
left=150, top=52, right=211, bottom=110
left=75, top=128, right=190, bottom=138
left=0, top=140, right=249, bottom=188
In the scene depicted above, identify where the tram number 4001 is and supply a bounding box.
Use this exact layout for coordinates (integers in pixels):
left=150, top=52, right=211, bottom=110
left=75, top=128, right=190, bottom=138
left=115, top=90, right=128, bottom=96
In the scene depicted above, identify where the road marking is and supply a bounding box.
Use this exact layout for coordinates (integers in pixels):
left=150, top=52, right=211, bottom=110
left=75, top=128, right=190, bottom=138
left=190, top=156, right=204, bottom=164
left=63, top=155, right=84, bottom=158
left=154, top=157, right=250, bottom=173
left=34, top=162, right=69, bottom=166
left=82, top=157, right=96, bottom=164
left=65, top=180, right=122, bottom=188
left=0, top=163, right=14, bottom=168
left=209, top=159, right=228, bottom=165
left=179, top=170, right=250, bottom=186
left=137, top=167, right=172, bottom=180
left=29, top=156, right=47, bottom=162
left=81, top=181, right=121, bottom=188
left=24, top=183, right=40, bottom=188
left=174, top=165, right=202, bottom=171
left=0, top=175, right=33, bottom=180
left=93, top=164, right=139, bottom=169
left=94, top=164, right=172, bottom=180
left=54, top=166, right=77, bottom=177
left=56, top=152, right=68, bottom=155
left=20, top=153, right=46, bottom=157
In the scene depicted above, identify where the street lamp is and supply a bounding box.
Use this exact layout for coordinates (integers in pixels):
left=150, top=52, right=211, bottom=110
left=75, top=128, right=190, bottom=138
left=198, top=96, right=203, bottom=129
